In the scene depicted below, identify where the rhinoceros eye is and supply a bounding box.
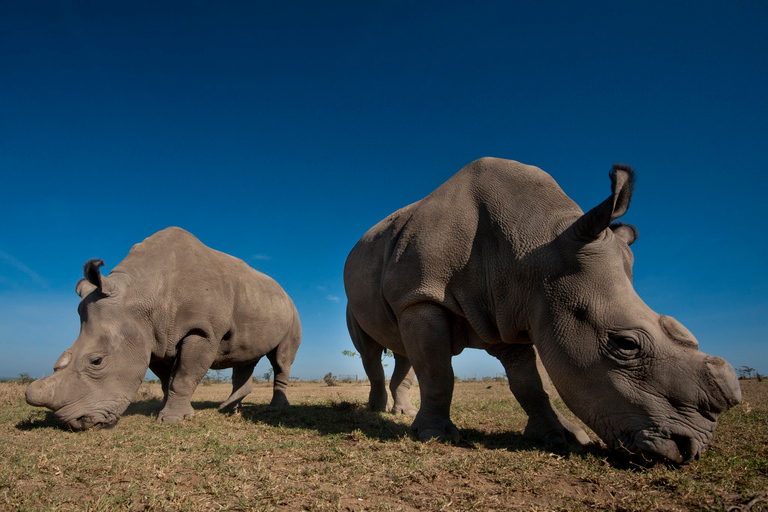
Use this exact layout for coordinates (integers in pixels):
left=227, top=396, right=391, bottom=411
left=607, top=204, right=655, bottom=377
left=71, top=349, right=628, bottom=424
left=89, top=356, right=104, bottom=367
left=607, top=333, right=641, bottom=360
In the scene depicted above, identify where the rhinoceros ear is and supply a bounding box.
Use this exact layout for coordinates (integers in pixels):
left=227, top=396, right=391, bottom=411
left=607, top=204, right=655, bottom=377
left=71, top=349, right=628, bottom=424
left=610, top=221, right=638, bottom=246
left=76, top=278, right=97, bottom=298
left=79, top=259, right=115, bottom=297
left=571, top=164, right=635, bottom=241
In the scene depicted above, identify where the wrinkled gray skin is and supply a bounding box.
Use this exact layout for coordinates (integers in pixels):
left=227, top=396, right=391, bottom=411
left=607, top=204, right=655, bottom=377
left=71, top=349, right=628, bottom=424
left=26, top=227, right=301, bottom=431
left=344, top=158, right=741, bottom=464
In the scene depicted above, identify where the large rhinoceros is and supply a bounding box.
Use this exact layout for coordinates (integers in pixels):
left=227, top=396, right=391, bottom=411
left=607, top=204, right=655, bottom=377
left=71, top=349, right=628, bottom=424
left=344, top=157, right=741, bottom=464
left=26, top=227, right=302, bottom=430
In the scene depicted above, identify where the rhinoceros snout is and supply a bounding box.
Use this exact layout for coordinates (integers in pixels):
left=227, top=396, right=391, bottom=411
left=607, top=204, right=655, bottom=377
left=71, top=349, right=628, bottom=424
left=704, top=356, right=742, bottom=414
left=25, top=378, right=54, bottom=409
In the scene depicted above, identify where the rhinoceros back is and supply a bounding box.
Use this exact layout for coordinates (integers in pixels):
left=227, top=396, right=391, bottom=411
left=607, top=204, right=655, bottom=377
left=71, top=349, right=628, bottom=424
left=116, top=227, right=299, bottom=365
left=345, top=158, right=581, bottom=350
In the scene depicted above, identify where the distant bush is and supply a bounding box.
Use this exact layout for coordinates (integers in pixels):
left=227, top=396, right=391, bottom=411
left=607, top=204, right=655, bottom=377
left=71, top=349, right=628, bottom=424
left=201, top=369, right=229, bottom=385
left=738, top=366, right=758, bottom=380
left=324, top=372, right=337, bottom=387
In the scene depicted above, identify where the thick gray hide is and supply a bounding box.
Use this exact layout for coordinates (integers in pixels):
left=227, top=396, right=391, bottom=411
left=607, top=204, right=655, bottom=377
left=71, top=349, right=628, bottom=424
left=344, top=158, right=741, bottom=463
left=26, top=227, right=301, bottom=430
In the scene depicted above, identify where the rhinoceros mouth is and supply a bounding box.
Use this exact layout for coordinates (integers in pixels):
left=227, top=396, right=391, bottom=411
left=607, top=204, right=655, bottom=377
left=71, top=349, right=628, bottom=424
left=55, top=411, right=120, bottom=431
left=54, top=398, right=130, bottom=431
left=612, top=425, right=711, bottom=465
left=75, top=415, right=120, bottom=431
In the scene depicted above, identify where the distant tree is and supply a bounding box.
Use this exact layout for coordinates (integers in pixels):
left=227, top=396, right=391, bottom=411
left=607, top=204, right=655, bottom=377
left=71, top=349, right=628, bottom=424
left=263, top=368, right=273, bottom=382
left=201, top=369, right=230, bottom=385
left=324, top=372, right=337, bottom=387
left=341, top=348, right=393, bottom=367
left=18, top=373, right=33, bottom=384
left=738, top=366, right=757, bottom=379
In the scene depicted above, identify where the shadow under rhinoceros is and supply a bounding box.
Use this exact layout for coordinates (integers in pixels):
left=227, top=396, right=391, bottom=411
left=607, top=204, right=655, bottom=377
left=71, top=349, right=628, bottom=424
left=16, top=400, right=677, bottom=468
left=16, top=411, right=60, bottom=431
left=119, top=398, right=411, bottom=441
left=442, top=428, right=675, bottom=469
left=122, top=397, right=165, bottom=417
left=232, top=401, right=412, bottom=441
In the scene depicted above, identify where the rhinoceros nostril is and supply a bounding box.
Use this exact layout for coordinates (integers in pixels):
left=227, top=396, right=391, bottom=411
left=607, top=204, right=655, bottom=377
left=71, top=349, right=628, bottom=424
left=698, top=404, right=718, bottom=422
left=670, top=434, right=695, bottom=463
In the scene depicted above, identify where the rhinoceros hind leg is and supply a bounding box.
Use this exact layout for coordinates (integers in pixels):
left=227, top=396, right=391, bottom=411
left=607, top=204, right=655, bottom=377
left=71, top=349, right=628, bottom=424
left=487, top=342, right=590, bottom=451
left=399, top=303, right=459, bottom=442
left=347, top=306, right=388, bottom=412
left=219, top=361, right=258, bottom=412
left=390, top=354, right=418, bottom=416
left=266, top=335, right=299, bottom=407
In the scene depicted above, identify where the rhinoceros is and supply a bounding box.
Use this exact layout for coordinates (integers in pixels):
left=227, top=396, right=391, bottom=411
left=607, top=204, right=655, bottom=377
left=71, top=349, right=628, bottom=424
left=26, top=227, right=302, bottom=430
left=344, top=157, right=741, bottom=463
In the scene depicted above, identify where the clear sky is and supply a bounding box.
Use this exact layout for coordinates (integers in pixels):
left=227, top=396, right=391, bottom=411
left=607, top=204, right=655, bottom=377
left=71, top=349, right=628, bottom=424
left=1, top=2, right=766, bottom=381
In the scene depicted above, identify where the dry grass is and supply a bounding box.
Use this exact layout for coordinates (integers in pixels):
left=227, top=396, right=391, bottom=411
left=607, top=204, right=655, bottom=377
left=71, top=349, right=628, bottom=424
left=1, top=379, right=766, bottom=511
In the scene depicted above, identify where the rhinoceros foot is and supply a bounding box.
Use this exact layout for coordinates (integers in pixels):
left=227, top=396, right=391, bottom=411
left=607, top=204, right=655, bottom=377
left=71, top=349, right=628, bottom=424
left=367, top=388, right=389, bottom=412
left=391, top=401, right=418, bottom=416
left=523, top=414, right=591, bottom=452
left=157, top=403, right=195, bottom=424
left=269, top=390, right=290, bottom=407
left=410, top=415, right=460, bottom=442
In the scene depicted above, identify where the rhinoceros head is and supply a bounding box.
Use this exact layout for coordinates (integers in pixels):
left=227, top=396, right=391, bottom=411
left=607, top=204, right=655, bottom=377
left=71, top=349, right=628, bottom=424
left=533, top=165, right=741, bottom=463
left=25, top=259, right=151, bottom=430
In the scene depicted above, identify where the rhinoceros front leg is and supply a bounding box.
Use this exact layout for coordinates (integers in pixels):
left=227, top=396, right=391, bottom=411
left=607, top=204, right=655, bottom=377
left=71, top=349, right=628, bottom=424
left=158, top=332, right=217, bottom=424
left=400, top=303, right=460, bottom=442
left=148, top=359, right=172, bottom=407
left=486, top=342, right=591, bottom=450
left=390, top=353, right=418, bottom=416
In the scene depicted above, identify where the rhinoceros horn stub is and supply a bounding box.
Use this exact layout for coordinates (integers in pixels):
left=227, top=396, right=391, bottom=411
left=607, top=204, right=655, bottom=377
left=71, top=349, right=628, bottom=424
left=571, top=164, right=636, bottom=241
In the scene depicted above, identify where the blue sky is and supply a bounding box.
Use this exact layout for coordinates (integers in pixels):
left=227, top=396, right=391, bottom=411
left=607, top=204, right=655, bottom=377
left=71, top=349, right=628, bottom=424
left=1, top=1, right=766, bottom=381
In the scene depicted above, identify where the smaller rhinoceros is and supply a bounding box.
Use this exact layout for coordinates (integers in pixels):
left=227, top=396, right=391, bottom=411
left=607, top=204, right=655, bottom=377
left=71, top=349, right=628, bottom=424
left=26, top=227, right=301, bottom=430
